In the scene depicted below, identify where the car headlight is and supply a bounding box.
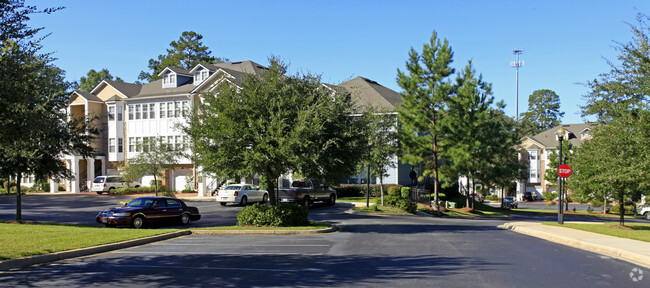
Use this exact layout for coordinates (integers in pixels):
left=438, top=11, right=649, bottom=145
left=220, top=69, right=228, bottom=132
left=112, top=212, right=130, bottom=217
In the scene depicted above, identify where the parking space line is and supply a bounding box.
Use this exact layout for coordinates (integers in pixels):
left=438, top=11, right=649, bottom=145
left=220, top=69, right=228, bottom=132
left=150, top=243, right=330, bottom=247
left=111, top=251, right=324, bottom=256
left=115, top=264, right=301, bottom=272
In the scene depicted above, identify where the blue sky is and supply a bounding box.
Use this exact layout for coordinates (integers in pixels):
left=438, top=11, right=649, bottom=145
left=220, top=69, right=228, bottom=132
left=28, top=0, right=649, bottom=124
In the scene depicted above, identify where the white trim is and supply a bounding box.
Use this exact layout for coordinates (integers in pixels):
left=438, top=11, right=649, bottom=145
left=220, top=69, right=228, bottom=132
left=192, top=68, right=237, bottom=93
left=189, top=63, right=215, bottom=74
left=89, top=80, right=129, bottom=98
left=124, top=94, right=193, bottom=101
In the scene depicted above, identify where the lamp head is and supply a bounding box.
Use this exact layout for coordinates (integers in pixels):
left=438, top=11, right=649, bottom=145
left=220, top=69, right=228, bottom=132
left=556, top=127, right=566, bottom=140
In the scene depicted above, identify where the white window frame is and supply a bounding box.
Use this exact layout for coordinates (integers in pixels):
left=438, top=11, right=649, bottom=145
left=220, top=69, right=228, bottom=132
left=149, top=103, right=156, bottom=119
left=142, top=104, right=148, bottom=120
left=128, top=105, right=134, bottom=120
left=117, top=105, right=123, bottom=121
left=109, top=138, right=115, bottom=153
left=108, top=106, right=115, bottom=121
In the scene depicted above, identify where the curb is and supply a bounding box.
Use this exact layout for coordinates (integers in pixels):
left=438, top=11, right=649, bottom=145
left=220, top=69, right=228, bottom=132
left=0, top=230, right=191, bottom=271
left=499, top=222, right=650, bottom=269
left=0, top=225, right=338, bottom=271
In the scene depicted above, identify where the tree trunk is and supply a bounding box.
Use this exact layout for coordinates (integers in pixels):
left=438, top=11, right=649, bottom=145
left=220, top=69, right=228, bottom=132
left=267, top=177, right=276, bottom=206
left=16, top=174, right=22, bottom=221
left=465, top=176, right=470, bottom=209
left=603, top=196, right=607, bottom=214
left=379, top=175, right=384, bottom=206
left=618, top=191, right=625, bottom=226
left=153, top=175, right=158, bottom=196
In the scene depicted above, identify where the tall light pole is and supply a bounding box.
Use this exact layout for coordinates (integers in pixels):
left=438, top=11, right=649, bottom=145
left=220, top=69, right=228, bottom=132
left=511, top=49, right=524, bottom=121
left=556, top=127, right=565, bottom=224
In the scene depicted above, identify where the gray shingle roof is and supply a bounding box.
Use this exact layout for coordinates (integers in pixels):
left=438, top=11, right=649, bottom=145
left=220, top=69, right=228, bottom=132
left=212, top=60, right=267, bottom=75
left=528, top=123, right=598, bottom=148
left=130, top=78, right=195, bottom=99
left=104, top=80, right=142, bottom=97
left=72, top=91, right=103, bottom=102
left=338, top=77, right=402, bottom=112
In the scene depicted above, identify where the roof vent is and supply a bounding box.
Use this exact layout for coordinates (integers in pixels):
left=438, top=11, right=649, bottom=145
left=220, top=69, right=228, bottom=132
left=231, top=61, right=242, bottom=64
left=364, top=78, right=379, bottom=85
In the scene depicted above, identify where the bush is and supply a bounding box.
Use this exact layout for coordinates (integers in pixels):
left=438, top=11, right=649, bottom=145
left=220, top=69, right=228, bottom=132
left=113, top=187, right=174, bottom=195
left=609, top=204, right=636, bottom=215
left=542, top=192, right=558, bottom=201
left=181, top=189, right=195, bottom=193
left=400, top=187, right=411, bottom=199
left=387, top=186, right=401, bottom=196
left=485, top=194, right=499, bottom=201
left=237, top=203, right=309, bottom=226
left=58, top=184, right=65, bottom=191
left=335, top=184, right=400, bottom=198
left=150, top=179, right=163, bottom=190
left=590, top=199, right=604, bottom=207
left=41, top=183, right=50, bottom=192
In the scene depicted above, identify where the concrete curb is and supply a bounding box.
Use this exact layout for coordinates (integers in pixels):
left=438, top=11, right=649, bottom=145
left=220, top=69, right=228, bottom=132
left=499, top=222, right=650, bottom=269
left=0, top=230, right=191, bottom=271
left=0, top=225, right=338, bottom=271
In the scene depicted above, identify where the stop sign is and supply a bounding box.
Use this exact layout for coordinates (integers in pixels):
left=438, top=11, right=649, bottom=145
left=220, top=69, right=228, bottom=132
left=558, top=164, right=572, bottom=178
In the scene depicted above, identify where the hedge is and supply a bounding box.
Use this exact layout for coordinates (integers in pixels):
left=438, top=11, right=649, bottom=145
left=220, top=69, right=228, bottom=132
left=237, top=203, right=310, bottom=226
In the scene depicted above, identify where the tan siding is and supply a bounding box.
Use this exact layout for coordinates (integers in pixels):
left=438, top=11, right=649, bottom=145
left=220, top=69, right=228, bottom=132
left=95, top=85, right=126, bottom=102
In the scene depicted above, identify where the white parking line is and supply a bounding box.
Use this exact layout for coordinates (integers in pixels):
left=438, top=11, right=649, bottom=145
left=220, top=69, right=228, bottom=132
left=112, top=251, right=324, bottom=256
left=150, top=243, right=330, bottom=247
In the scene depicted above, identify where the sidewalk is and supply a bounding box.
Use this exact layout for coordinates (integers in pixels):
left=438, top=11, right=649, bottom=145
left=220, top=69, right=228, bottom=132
left=500, top=221, right=650, bottom=269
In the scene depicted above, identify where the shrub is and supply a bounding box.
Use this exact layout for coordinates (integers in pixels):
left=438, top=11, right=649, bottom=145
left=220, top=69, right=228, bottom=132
left=387, top=186, right=401, bottom=196
left=58, top=184, right=65, bottom=191
left=336, top=186, right=363, bottom=198
left=609, top=204, right=635, bottom=215
left=542, top=192, right=558, bottom=201
left=41, top=183, right=50, bottom=192
left=335, top=184, right=400, bottom=198
left=150, top=180, right=163, bottom=190
left=181, top=189, right=195, bottom=193
left=485, top=194, right=499, bottom=201
left=400, top=187, right=411, bottom=199
left=590, top=199, right=603, bottom=207
left=237, top=203, right=309, bottom=226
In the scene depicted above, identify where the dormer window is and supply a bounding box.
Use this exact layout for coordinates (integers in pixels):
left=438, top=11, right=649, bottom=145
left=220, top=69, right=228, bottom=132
left=162, top=72, right=177, bottom=88
left=194, top=69, right=209, bottom=85
left=581, top=129, right=592, bottom=140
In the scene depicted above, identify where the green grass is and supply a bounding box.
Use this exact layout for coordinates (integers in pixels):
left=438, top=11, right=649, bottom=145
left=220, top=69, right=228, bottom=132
left=511, top=208, right=642, bottom=220
left=195, top=221, right=331, bottom=230
left=0, top=221, right=177, bottom=260
left=339, top=197, right=376, bottom=202
left=353, top=204, right=411, bottom=215
left=543, top=222, right=650, bottom=242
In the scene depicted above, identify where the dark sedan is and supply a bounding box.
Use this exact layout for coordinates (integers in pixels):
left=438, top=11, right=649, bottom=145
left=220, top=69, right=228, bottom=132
left=96, top=197, right=201, bottom=228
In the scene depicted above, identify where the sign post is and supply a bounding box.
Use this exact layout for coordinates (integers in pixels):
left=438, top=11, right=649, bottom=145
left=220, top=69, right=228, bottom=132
left=557, top=164, right=572, bottom=224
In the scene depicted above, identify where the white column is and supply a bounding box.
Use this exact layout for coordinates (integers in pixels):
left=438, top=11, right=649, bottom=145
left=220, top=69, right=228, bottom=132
left=87, top=159, right=95, bottom=191
left=101, top=159, right=106, bottom=176
left=49, top=178, right=57, bottom=193
left=196, top=167, right=206, bottom=197
left=71, top=158, right=79, bottom=193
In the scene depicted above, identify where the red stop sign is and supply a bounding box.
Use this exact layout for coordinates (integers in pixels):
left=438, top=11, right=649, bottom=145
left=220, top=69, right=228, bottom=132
left=558, top=164, right=572, bottom=178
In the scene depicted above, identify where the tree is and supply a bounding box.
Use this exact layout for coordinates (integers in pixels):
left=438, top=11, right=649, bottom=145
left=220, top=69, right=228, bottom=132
left=138, top=31, right=227, bottom=82
left=519, top=89, right=564, bottom=136
left=74, top=68, right=123, bottom=92
left=359, top=105, right=399, bottom=206
left=396, top=30, right=455, bottom=216
left=185, top=58, right=364, bottom=205
left=121, top=137, right=181, bottom=196
left=0, top=1, right=96, bottom=220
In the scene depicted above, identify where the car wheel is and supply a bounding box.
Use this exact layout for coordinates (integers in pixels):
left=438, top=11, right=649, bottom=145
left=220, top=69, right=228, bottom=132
left=219, top=202, right=227, bottom=206
left=134, top=185, right=140, bottom=188
left=96, top=191, right=103, bottom=195
left=180, top=213, right=191, bottom=225
left=328, top=194, right=336, bottom=206
left=645, top=212, right=650, bottom=221
left=262, top=194, right=268, bottom=204
left=132, top=216, right=144, bottom=229
left=240, top=196, right=248, bottom=206
left=108, top=187, right=115, bottom=195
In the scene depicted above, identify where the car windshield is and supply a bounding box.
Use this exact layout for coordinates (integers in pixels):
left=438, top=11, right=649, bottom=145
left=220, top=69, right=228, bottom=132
left=126, top=198, right=154, bottom=208
left=224, top=185, right=242, bottom=190
left=93, top=177, right=105, bottom=183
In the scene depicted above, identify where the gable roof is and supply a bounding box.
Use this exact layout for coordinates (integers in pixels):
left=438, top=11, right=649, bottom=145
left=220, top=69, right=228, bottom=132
left=528, top=123, right=598, bottom=148
left=130, top=78, right=195, bottom=99
left=70, top=91, right=103, bottom=103
left=158, top=67, right=192, bottom=77
left=338, top=77, right=402, bottom=112
left=212, top=60, right=267, bottom=75
left=90, top=80, right=142, bottom=98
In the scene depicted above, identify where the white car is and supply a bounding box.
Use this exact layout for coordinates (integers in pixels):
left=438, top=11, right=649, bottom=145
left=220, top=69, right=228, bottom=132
left=640, top=206, right=650, bottom=221
left=216, top=184, right=268, bottom=206
left=92, top=176, right=141, bottom=195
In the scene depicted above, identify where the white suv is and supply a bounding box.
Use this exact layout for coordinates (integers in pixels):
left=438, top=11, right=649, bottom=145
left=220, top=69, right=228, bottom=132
left=640, top=206, right=650, bottom=221
left=92, top=176, right=141, bottom=195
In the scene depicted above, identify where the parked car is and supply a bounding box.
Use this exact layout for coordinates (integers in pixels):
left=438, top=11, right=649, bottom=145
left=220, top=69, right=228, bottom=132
left=92, top=175, right=141, bottom=195
left=469, top=193, right=484, bottom=203
left=96, top=197, right=200, bottom=228
left=502, top=197, right=518, bottom=209
left=216, top=184, right=268, bottom=206
left=523, top=192, right=536, bottom=201
left=277, top=179, right=337, bottom=207
left=640, top=206, right=650, bottom=221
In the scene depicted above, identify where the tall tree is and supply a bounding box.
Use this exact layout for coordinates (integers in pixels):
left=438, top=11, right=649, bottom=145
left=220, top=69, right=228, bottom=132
left=138, top=31, right=227, bottom=82
left=185, top=58, right=364, bottom=205
left=519, top=89, right=564, bottom=136
left=74, top=68, right=123, bottom=92
left=396, top=30, right=455, bottom=216
left=0, top=1, right=96, bottom=220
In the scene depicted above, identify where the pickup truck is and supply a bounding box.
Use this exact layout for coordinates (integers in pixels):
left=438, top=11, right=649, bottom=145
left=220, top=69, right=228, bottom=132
left=277, top=179, right=337, bottom=207
left=641, top=206, right=650, bottom=221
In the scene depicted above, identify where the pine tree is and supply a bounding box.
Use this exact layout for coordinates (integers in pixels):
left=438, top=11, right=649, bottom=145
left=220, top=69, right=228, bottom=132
left=396, top=30, right=454, bottom=215
left=519, top=89, right=564, bottom=136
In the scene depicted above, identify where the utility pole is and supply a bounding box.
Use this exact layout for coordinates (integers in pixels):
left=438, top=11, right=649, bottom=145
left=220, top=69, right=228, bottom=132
left=510, top=49, right=524, bottom=121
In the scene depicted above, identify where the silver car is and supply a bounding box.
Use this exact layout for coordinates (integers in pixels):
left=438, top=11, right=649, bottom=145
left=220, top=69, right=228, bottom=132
left=216, top=184, right=268, bottom=206
left=92, top=176, right=141, bottom=195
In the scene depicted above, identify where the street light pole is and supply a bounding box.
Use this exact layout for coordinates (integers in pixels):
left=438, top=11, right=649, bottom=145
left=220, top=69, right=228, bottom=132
left=556, top=127, right=565, bottom=224
left=511, top=49, right=524, bottom=121
left=366, top=141, right=372, bottom=208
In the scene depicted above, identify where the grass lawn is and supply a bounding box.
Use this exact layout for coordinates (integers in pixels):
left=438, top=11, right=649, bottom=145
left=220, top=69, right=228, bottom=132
left=543, top=222, right=650, bottom=242
left=338, top=197, right=376, bottom=202
left=0, top=221, right=177, bottom=260
left=195, top=221, right=331, bottom=230
left=511, top=208, right=642, bottom=220
left=353, top=204, right=412, bottom=215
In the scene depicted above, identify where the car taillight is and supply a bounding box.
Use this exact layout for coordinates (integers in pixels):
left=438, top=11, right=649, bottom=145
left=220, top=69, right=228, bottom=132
left=234, top=191, right=238, bottom=196
left=104, top=184, right=106, bottom=187
left=215, top=190, right=219, bottom=196
left=295, top=191, right=300, bottom=197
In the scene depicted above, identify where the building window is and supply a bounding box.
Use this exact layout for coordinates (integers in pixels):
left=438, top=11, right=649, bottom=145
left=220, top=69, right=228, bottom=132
left=108, top=106, right=115, bottom=121
left=142, top=104, right=148, bottom=120
left=170, top=74, right=175, bottom=84
left=142, top=137, right=149, bottom=152
left=128, top=137, right=134, bottom=152
left=149, top=103, right=155, bottom=119
left=182, top=101, right=189, bottom=117
left=159, top=103, right=165, bottom=118
left=167, top=102, right=173, bottom=118
left=175, top=135, right=181, bottom=151
left=136, top=137, right=142, bottom=152
left=174, top=101, right=180, bottom=118
left=118, top=138, right=123, bottom=153
left=135, top=104, right=141, bottom=120
left=117, top=105, right=123, bottom=121
left=168, top=136, right=174, bottom=150
left=128, top=105, right=134, bottom=120
left=109, top=138, right=115, bottom=153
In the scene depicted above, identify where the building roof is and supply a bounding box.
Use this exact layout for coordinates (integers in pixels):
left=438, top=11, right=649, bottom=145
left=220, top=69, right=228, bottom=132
left=104, top=80, right=142, bottom=97
left=338, top=76, right=402, bottom=112
left=527, top=123, right=597, bottom=148
left=71, top=91, right=103, bottom=103
left=212, top=60, right=267, bottom=75
left=131, top=78, right=195, bottom=99
left=158, top=67, right=192, bottom=77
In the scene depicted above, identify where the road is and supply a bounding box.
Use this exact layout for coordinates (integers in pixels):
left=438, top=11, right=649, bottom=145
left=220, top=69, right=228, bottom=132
left=0, top=194, right=646, bottom=287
